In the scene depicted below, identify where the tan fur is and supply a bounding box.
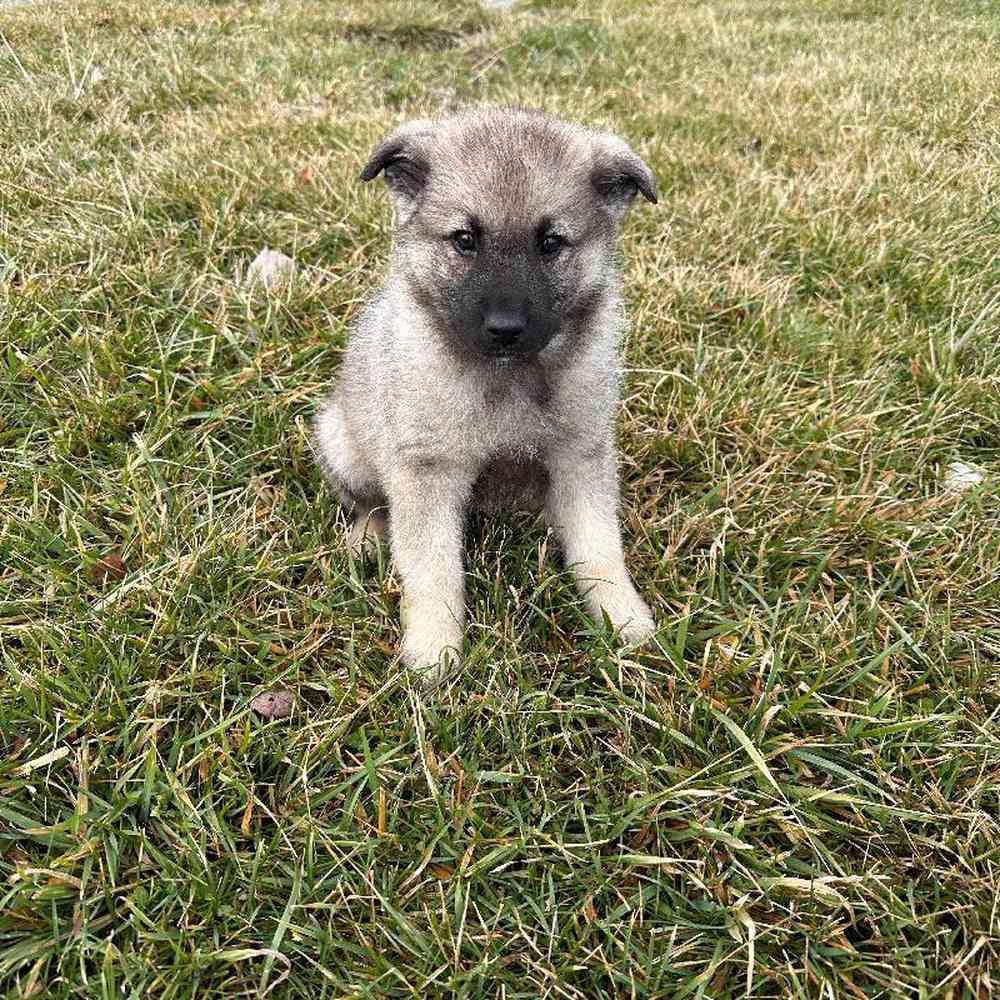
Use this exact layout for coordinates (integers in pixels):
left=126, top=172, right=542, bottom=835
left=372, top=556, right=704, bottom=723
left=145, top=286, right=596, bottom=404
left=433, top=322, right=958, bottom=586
left=314, top=107, right=657, bottom=684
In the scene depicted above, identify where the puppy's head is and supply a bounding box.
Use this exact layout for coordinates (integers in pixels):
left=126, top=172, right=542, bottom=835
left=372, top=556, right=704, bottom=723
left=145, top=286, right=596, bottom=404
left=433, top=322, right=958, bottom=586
left=360, top=108, right=656, bottom=361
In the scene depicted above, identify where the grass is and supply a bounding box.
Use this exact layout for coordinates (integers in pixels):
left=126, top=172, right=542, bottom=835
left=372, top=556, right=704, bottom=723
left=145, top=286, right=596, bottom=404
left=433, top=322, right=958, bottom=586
left=1, top=0, right=999, bottom=995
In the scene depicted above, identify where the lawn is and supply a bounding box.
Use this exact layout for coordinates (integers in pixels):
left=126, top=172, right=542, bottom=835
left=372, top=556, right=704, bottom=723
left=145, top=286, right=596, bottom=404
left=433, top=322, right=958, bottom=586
left=2, top=0, right=999, bottom=996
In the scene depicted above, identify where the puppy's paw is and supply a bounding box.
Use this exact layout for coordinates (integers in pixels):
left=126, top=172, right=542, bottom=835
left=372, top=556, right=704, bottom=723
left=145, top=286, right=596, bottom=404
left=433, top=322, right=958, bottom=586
left=588, top=584, right=656, bottom=646
left=617, top=604, right=656, bottom=645
left=400, top=631, right=462, bottom=688
left=347, top=510, right=387, bottom=558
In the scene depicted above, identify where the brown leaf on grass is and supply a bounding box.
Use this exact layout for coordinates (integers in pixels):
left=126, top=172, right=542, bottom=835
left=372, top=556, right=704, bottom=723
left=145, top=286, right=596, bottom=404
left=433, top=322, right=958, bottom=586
left=24, top=868, right=82, bottom=889
left=430, top=864, right=453, bottom=881
left=631, top=824, right=653, bottom=850
left=296, top=164, right=315, bottom=186
left=241, top=793, right=254, bottom=835
left=44, top=872, right=82, bottom=888
left=250, top=689, right=294, bottom=720
left=90, top=552, right=127, bottom=587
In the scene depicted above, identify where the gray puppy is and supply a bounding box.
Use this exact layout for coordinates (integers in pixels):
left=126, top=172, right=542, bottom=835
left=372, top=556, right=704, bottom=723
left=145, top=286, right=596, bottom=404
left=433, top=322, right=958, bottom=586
left=314, top=107, right=656, bottom=682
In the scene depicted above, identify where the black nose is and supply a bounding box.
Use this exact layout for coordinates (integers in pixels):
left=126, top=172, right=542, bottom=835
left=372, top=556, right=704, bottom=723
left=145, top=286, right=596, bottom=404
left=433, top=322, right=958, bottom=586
left=484, top=310, right=526, bottom=350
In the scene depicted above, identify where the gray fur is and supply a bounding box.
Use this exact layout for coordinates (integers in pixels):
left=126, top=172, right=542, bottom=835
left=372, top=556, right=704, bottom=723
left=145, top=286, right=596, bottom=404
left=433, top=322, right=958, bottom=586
left=314, top=107, right=657, bottom=683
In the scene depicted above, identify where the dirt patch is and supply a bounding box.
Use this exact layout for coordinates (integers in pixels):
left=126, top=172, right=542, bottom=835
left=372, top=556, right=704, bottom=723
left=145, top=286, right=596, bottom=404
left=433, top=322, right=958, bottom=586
left=339, top=22, right=467, bottom=51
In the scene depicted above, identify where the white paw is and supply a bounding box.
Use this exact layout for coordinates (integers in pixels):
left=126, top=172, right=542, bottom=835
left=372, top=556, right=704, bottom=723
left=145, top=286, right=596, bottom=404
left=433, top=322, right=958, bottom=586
left=400, top=632, right=461, bottom=687
left=617, top=605, right=656, bottom=645
left=587, top=583, right=656, bottom=645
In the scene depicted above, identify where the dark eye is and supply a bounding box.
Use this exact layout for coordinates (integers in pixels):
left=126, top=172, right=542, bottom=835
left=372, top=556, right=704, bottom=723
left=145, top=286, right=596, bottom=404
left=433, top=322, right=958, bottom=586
left=539, top=233, right=565, bottom=256
left=451, top=230, right=477, bottom=256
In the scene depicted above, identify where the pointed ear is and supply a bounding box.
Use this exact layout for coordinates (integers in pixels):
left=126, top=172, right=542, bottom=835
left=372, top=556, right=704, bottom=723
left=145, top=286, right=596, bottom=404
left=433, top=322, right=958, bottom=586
left=590, top=134, right=657, bottom=221
left=360, top=119, right=434, bottom=212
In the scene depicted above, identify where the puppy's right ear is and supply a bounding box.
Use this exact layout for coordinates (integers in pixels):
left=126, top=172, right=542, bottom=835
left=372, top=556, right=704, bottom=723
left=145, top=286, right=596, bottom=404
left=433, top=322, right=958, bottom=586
left=360, top=120, right=433, bottom=214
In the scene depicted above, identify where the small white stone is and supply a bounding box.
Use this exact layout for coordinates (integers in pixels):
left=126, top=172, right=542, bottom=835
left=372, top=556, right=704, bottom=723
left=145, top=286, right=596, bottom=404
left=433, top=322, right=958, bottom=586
left=943, top=460, right=986, bottom=493
left=250, top=688, right=294, bottom=720
left=245, top=248, right=297, bottom=290
left=481, top=0, right=517, bottom=8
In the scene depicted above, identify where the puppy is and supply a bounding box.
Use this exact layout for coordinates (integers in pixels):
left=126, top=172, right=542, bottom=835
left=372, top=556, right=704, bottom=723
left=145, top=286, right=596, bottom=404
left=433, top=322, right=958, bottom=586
left=314, top=107, right=657, bottom=682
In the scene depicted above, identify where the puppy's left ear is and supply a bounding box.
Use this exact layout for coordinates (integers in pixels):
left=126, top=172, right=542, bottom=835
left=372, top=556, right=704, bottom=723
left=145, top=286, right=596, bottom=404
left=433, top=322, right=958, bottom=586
left=590, top=134, right=657, bottom=221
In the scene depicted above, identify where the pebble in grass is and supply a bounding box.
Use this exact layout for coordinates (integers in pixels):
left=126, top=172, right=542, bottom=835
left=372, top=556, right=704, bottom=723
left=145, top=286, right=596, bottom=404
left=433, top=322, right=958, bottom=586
left=943, top=460, right=986, bottom=493
left=245, top=248, right=297, bottom=291
left=250, top=689, right=295, bottom=720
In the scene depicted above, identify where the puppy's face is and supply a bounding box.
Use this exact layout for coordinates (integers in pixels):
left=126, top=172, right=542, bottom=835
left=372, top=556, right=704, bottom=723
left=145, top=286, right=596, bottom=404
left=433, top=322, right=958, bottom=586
left=361, top=109, right=656, bottom=361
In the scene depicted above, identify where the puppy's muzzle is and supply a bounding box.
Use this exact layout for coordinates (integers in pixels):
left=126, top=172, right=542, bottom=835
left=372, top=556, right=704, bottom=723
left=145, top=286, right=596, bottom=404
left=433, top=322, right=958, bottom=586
left=484, top=307, right=526, bottom=352
left=482, top=304, right=555, bottom=357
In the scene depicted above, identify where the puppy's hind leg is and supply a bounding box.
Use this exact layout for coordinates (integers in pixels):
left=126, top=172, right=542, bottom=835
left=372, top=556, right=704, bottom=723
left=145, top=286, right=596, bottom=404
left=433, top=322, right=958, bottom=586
left=314, top=394, right=386, bottom=557
left=346, top=506, right=388, bottom=558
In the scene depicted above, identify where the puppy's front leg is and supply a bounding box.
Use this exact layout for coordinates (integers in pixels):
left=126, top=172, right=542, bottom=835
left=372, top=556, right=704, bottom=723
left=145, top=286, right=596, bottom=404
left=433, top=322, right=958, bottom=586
left=386, top=462, right=470, bottom=684
left=547, top=444, right=655, bottom=643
